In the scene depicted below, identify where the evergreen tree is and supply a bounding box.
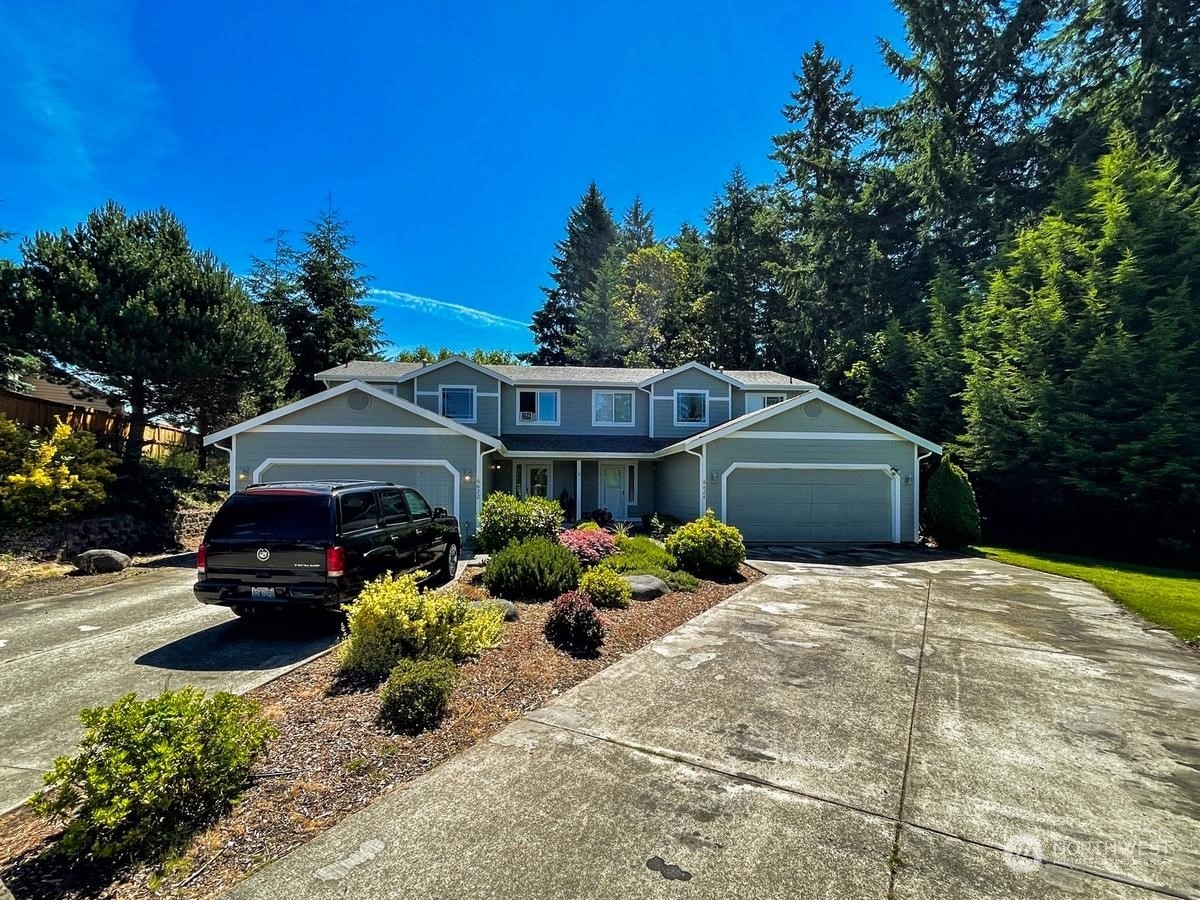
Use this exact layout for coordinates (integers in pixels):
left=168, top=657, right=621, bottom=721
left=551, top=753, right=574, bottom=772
left=613, top=245, right=690, bottom=367
left=961, top=132, right=1200, bottom=553
left=528, top=182, right=618, bottom=364
left=0, top=224, right=36, bottom=390
left=1050, top=0, right=1200, bottom=177
left=570, top=246, right=625, bottom=366
left=619, top=196, right=656, bottom=253
left=394, top=347, right=520, bottom=365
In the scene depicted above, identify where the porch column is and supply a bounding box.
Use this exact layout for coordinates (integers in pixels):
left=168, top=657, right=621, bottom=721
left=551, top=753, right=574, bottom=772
left=576, top=459, right=582, bottom=521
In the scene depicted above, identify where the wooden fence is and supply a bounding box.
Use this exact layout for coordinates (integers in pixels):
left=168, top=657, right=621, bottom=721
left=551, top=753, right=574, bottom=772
left=0, top=391, right=199, bottom=459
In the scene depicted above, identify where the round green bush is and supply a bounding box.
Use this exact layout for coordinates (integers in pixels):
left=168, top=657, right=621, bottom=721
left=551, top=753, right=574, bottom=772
left=482, top=536, right=581, bottom=601
left=30, top=688, right=275, bottom=861
left=378, top=657, right=458, bottom=734
left=476, top=492, right=563, bottom=553
left=544, top=591, right=605, bottom=655
left=924, top=455, right=981, bottom=549
left=665, top=510, right=746, bottom=578
left=579, top=566, right=632, bottom=608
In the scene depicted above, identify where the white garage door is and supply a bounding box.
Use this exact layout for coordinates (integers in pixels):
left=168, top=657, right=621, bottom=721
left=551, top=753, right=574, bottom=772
left=726, top=467, right=894, bottom=543
left=256, top=461, right=457, bottom=517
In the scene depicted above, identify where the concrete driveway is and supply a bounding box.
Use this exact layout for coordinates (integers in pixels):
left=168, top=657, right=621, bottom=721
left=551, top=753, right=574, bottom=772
left=220, top=551, right=1197, bottom=898
left=0, top=560, right=340, bottom=813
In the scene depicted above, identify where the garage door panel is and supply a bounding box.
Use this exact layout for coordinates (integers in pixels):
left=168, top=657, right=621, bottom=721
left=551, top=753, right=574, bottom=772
left=259, top=463, right=456, bottom=514
left=727, top=468, right=892, bottom=543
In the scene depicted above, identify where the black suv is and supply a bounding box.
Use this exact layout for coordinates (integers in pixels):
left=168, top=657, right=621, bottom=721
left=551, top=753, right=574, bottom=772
left=195, top=481, right=461, bottom=615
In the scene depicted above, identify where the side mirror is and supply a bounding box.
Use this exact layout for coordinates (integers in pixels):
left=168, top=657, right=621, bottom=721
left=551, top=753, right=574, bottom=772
left=432, top=506, right=448, bottom=518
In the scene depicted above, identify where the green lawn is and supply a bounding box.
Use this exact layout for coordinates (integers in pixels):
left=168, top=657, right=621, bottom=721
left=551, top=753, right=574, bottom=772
left=975, top=546, right=1200, bottom=646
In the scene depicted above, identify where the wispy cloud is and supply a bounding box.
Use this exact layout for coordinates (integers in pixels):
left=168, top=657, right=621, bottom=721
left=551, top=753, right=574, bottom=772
left=370, top=289, right=529, bottom=331
left=0, top=1, right=173, bottom=208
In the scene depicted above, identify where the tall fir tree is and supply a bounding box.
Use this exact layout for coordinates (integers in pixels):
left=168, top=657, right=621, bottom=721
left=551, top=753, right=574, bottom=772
left=528, top=182, right=617, bottom=364
left=570, top=247, right=625, bottom=366
left=618, top=196, right=656, bottom=253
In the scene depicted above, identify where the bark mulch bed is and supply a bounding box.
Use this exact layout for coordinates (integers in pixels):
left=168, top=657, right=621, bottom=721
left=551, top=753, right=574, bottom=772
left=0, top=563, right=761, bottom=900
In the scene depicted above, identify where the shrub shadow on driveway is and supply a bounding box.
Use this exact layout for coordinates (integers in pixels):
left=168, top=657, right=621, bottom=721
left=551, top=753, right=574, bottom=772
left=745, top=543, right=968, bottom=567
left=135, top=615, right=340, bottom=672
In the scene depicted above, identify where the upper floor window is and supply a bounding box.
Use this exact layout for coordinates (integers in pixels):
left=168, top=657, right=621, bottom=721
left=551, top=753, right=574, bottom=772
left=592, top=390, right=634, bottom=426
left=746, top=393, right=786, bottom=413
left=440, top=386, right=476, bottom=422
left=674, top=390, right=708, bottom=426
left=517, top=389, right=559, bottom=425
left=369, top=383, right=397, bottom=396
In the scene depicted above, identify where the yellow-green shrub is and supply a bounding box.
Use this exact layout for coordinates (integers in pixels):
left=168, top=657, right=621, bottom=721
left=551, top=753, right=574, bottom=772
left=579, top=566, right=632, bottom=608
left=0, top=419, right=117, bottom=529
left=338, top=573, right=504, bottom=679
left=665, top=510, right=746, bottom=577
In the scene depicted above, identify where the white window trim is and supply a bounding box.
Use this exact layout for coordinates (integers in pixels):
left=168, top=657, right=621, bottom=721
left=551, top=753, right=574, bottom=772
left=514, top=388, right=561, bottom=426
left=515, top=460, right=554, bottom=499
left=440, top=385, right=477, bottom=424
left=673, top=389, right=709, bottom=427
left=746, top=392, right=786, bottom=412
left=627, top=462, right=638, bottom=505
left=591, top=389, right=636, bottom=428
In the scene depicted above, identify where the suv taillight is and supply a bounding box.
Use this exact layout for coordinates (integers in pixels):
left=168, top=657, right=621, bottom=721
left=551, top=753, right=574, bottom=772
left=197, top=543, right=208, bottom=575
left=326, top=545, right=345, bottom=578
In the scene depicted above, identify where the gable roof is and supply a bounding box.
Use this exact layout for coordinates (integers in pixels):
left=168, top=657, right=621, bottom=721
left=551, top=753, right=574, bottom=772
left=656, top=390, right=942, bottom=455
left=204, top=380, right=503, bottom=448
left=315, top=359, right=815, bottom=389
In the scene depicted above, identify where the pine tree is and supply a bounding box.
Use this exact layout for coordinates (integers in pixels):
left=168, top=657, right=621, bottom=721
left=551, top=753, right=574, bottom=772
left=528, top=182, right=618, bottom=365
left=619, top=197, right=656, bottom=253
left=570, top=246, right=625, bottom=366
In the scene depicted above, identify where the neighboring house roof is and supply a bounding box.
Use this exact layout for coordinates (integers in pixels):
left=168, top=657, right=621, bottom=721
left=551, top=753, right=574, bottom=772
left=3, top=373, right=124, bottom=412
left=500, top=434, right=673, bottom=456
left=316, top=359, right=816, bottom=389
left=203, top=380, right=503, bottom=448
left=656, top=390, right=943, bottom=455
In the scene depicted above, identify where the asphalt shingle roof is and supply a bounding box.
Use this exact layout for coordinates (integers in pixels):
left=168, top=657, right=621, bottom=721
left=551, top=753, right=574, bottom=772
left=500, top=434, right=674, bottom=454
left=315, top=360, right=815, bottom=388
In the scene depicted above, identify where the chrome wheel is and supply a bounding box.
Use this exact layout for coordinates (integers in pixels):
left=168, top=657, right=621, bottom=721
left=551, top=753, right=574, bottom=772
left=446, top=543, right=459, bottom=577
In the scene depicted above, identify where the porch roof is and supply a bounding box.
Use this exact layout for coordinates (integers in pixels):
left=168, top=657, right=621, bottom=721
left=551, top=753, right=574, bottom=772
left=498, top=434, right=674, bottom=456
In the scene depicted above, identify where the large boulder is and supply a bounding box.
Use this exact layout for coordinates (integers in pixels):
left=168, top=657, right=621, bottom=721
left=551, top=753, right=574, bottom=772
left=623, top=574, right=670, bottom=602
left=471, top=598, right=518, bottom=622
left=73, top=549, right=131, bottom=575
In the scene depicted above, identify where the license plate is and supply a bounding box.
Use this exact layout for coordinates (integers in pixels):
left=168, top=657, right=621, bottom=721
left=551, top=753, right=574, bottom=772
left=251, top=587, right=276, bottom=599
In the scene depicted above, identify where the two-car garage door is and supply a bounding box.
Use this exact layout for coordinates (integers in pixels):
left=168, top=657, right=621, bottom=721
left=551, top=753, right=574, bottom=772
left=725, top=467, right=895, bottom=543
left=256, top=461, right=458, bottom=518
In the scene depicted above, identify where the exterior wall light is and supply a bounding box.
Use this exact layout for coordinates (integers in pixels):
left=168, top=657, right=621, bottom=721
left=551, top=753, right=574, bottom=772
left=237, top=467, right=249, bottom=482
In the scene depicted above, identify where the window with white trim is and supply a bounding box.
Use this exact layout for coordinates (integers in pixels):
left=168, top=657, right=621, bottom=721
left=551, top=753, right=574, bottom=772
left=745, top=392, right=786, bottom=412
left=674, top=390, right=708, bottom=426
left=370, top=383, right=397, bottom=396
left=440, top=386, right=476, bottom=422
left=516, top=389, right=559, bottom=424
left=592, top=390, right=634, bottom=426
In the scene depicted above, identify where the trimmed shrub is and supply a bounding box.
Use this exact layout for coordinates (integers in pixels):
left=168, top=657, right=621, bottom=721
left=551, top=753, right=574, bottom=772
left=924, top=455, right=981, bottom=549
left=544, top=591, right=605, bottom=654
left=558, top=527, right=617, bottom=567
left=666, top=510, right=746, bottom=578
left=30, top=688, right=275, bottom=861
left=575, top=521, right=602, bottom=532
left=579, top=566, right=632, bottom=608
left=664, top=569, right=701, bottom=592
left=378, top=657, right=457, bottom=734
left=476, top=492, right=563, bottom=553
left=483, top=536, right=581, bottom=601
left=603, top=535, right=677, bottom=573
left=339, top=573, right=504, bottom=679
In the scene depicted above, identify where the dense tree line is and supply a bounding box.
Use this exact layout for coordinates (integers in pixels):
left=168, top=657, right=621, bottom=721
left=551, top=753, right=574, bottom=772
left=527, top=0, right=1200, bottom=559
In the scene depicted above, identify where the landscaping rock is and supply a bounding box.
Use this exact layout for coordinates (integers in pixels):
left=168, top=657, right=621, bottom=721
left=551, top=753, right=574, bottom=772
left=471, top=598, right=518, bottom=622
left=623, top=574, right=670, bottom=601
left=73, top=549, right=132, bottom=574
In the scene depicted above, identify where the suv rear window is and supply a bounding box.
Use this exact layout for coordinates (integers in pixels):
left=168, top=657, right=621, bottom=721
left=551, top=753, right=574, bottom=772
left=207, top=493, right=332, bottom=542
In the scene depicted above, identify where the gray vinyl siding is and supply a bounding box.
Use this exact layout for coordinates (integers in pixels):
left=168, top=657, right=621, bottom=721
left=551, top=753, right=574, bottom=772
left=323, top=379, right=414, bottom=402
left=498, top=384, right=649, bottom=437
left=731, top=389, right=808, bottom=418
left=410, top=362, right=502, bottom=435
left=703, top=437, right=916, bottom=542
left=650, top=370, right=735, bottom=441
left=654, top=451, right=701, bottom=521
left=273, top=390, right=428, bottom=428
left=628, top=460, right=654, bottom=518
left=740, top=399, right=884, bottom=435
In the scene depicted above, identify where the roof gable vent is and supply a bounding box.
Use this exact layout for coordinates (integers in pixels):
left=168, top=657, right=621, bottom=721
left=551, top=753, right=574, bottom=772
left=346, top=392, right=372, bottom=412
left=803, top=400, right=823, bottom=419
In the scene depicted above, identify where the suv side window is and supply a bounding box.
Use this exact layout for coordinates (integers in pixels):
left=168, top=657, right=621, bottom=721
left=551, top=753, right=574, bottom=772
left=403, top=489, right=433, bottom=520
left=339, top=491, right=379, bottom=530
left=379, top=489, right=409, bottom=524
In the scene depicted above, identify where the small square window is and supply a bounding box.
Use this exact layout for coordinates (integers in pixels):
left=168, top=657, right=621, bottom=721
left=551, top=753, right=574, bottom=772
left=441, top=387, right=475, bottom=421
left=675, top=391, right=708, bottom=426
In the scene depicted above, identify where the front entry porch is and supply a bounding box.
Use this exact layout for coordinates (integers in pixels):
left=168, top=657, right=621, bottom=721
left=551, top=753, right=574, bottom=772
left=484, top=457, right=652, bottom=523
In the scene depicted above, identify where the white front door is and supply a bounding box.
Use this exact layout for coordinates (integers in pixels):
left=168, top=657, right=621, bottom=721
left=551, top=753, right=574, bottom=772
left=599, top=463, right=627, bottom=519
left=519, top=463, right=551, bottom=499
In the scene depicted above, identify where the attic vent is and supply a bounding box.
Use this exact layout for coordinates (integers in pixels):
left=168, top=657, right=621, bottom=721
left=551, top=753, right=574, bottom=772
left=803, top=400, right=823, bottom=419
left=346, top=392, right=372, bottom=412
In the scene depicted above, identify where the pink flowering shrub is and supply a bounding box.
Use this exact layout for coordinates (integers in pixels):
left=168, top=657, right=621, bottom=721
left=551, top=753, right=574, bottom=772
left=557, top=528, right=617, bottom=567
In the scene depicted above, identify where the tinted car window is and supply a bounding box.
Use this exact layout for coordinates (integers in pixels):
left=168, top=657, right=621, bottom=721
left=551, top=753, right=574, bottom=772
left=340, top=492, right=379, bottom=529
left=379, top=489, right=409, bottom=522
left=207, top=493, right=331, bottom=542
left=404, top=489, right=432, bottom=519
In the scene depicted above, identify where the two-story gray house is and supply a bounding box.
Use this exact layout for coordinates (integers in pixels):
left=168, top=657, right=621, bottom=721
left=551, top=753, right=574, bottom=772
left=205, top=358, right=942, bottom=545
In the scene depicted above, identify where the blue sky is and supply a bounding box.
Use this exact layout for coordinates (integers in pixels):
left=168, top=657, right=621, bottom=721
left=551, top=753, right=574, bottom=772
left=0, top=0, right=906, bottom=355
